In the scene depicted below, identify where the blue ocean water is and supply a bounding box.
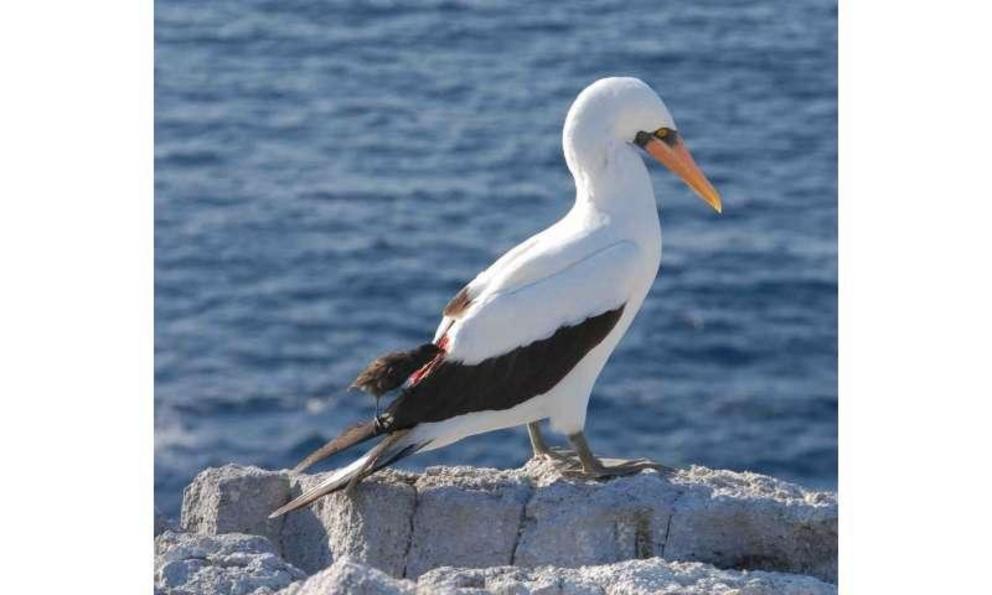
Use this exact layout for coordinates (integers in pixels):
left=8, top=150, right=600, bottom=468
left=155, top=0, right=837, bottom=517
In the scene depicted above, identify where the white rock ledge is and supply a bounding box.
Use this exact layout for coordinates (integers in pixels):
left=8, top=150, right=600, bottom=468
left=178, top=458, right=836, bottom=588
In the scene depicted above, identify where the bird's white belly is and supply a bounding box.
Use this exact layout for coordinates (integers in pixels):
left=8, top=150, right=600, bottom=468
left=545, top=268, right=656, bottom=433
left=414, top=394, right=551, bottom=452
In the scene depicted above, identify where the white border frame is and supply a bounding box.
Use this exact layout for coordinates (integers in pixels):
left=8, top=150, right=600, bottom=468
left=3, top=0, right=992, bottom=591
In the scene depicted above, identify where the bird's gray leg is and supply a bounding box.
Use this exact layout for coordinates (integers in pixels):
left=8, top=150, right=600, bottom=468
left=564, top=431, right=670, bottom=478
left=527, top=421, right=551, bottom=457
left=527, top=421, right=573, bottom=461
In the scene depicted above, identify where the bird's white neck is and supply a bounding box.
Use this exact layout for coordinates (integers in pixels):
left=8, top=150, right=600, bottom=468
left=568, top=140, right=660, bottom=234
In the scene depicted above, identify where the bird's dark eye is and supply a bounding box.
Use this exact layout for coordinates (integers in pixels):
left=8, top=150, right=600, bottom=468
left=634, top=131, right=653, bottom=147
left=634, top=128, right=679, bottom=148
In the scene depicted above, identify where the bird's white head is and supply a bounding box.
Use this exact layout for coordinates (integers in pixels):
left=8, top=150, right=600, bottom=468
left=563, top=77, right=722, bottom=213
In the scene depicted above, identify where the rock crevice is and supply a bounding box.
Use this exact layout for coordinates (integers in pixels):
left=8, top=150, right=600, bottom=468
left=507, top=479, right=534, bottom=566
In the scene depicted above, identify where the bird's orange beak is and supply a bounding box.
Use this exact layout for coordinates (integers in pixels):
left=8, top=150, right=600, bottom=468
left=643, top=135, right=722, bottom=213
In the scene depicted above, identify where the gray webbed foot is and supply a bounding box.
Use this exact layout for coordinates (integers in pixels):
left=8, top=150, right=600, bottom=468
left=562, top=430, right=672, bottom=479
left=560, top=455, right=670, bottom=479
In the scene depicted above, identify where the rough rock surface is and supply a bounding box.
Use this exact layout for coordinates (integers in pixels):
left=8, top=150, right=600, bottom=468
left=514, top=469, right=678, bottom=569
left=664, top=466, right=838, bottom=583
left=155, top=531, right=306, bottom=595
left=406, top=466, right=533, bottom=578
left=180, top=459, right=837, bottom=584
left=181, top=465, right=290, bottom=548
left=281, top=558, right=414, bottom=595
left=285, top=556, right=836, bottom=595
left=156, top=507, right=177, bottom=536
left=280, top=468, right=417, bottom=576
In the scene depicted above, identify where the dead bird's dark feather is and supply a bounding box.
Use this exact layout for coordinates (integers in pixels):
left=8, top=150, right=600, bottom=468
left=350, top=343, right=443, bottom=397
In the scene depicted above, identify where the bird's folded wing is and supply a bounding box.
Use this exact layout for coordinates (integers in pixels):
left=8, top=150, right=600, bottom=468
left=445, top=240, right=642, bottom=364
left=435, top=231, right=548, bottom=330
left=383, top=241, right=641, bottom=430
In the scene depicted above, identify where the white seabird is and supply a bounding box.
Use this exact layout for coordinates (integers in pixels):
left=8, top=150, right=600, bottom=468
left=271, top=76, right=722, bottom=518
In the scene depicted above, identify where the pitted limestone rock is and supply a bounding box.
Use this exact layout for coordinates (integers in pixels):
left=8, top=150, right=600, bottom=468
left=179, top=460, right=837, bottom=584
left=280, top=468, right=417, bottom=576
left=154, top=531, right=305, bottom=595
left=663, top=465, right=838, bottom=581
left=181, top=465, right=290, bottom=548
left=405, top=465, right=533, bottom=577
left=289, top=556, right=836, bottom=595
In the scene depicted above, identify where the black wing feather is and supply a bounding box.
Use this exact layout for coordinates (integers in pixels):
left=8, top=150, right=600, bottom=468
left=384, top=305, right=625, bottom=429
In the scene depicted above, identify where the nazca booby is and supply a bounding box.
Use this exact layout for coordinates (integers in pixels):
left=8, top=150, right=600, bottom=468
left=271, top=77, right=722, bottom=518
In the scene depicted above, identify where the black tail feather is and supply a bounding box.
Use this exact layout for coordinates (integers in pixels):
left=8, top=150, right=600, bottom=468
left=270, top=431, right=426, bottom=518
left=292, top=419, right=381, bottom=473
